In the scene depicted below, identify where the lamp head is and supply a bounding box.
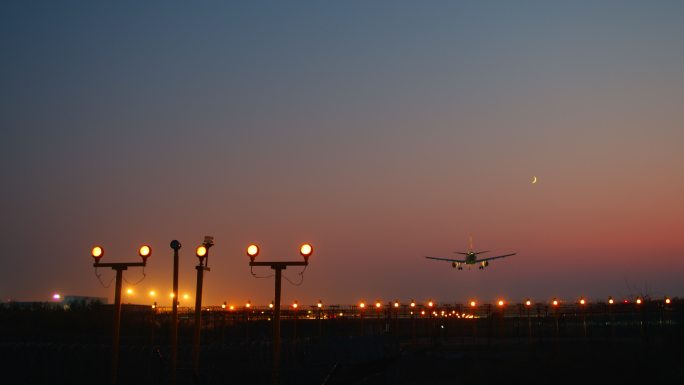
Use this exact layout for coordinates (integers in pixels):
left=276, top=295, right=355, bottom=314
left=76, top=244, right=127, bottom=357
left=196, top=245, right=208, bottom=262
left=91, top=246, right=104, bottom=263
left=299, top=243, right=313, bottom=262
left=139, top=245, right=152, bottom=262
left=247, top=244, right=259, bottom=262
left=170, top=240, right=181, bottom=251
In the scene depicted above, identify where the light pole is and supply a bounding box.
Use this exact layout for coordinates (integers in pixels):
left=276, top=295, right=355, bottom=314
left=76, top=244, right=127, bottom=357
left=246, top=242, right=313, bottom=384
left=292, top=301, right=299, bottom=342
left=359, top=301, right=366, bottom=336
left=192, top=236, right=214, bottom=384
left=169, top=240, right=181, bottom=385
left=91, top=244, right=151, bottom=385
left=245, top=300, right=252, bottom=342
left=410, top=300, right=416, bottom=346
left=317, top=300, right=323, bottom=338
left=525, top=299, right=532, bottom=341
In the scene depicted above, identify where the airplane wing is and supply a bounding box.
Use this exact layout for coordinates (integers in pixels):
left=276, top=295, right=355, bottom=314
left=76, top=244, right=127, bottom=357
left=425, top=256, right=467, bottom=263
left=477, top=253, right=516, bottom=262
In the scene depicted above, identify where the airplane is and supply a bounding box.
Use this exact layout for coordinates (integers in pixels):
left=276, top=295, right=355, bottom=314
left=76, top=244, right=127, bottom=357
left=424, top=236, right=516, bottom=270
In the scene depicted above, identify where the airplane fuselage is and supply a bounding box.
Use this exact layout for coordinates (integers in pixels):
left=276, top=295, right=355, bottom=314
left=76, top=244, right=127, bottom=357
left=465, top=253, right=477, bottom=264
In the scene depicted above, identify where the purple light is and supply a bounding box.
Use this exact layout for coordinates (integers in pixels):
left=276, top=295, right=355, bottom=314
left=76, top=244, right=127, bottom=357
left=52, top=293, right=61, bottom=300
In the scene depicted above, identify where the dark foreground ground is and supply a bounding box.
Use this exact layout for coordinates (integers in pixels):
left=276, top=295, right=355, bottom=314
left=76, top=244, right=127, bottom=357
left=1, top=301, right=681, bottom=384
left=329, top=339, right=683, bottom=385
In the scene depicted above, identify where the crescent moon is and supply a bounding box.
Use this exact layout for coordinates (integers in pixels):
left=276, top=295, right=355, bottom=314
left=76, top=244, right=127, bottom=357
left=532, top=176, right=537, bottom=184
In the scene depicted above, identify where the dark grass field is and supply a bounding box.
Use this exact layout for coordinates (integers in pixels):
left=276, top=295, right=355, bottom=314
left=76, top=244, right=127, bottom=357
left=1, top=302, right=681, bottom=384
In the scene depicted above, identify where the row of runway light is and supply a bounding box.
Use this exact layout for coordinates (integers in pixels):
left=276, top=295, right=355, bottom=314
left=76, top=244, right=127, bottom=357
left=131, top=296, right=674, bottom=311
left=63, top=292, right=664, bottom=307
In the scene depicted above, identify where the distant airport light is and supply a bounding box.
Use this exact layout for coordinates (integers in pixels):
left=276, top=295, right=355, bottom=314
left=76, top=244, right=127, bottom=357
left=421, top=310, right=425, bottom=315
left=183, top=293, right=190, bottom=300
left=138, top=245, right=152, bottom=261
left=410, top=300, right=416, bottom=308
left=269, top=302, right=274, bottom=309
left=221, top=302, right=226, bottom=309
left=52, top=293, right=61, bottom=300
left=246, top=300, right=251, bottom=308
left=169, top=292, right=175, bottom=298
left=126, top=288, right=134, bottom=295
left=359, top=302, right=366, bottom=309
left=470, top=301, right=476, bottom=307
left=394, top=301, right=400, bottom=308
left=608, top=297, right=614, bottom=305
left=91, top=246, right=104, bottom=262
left=428, top=300, right=434, bottom=308
left=552, top=299, right=559, bottom=307
left=151, top=302, right=156, bottom=309
left=317, top=300, right=323, bottom=308
left=149, top=290, right=156, bottom=297
left=636, top=298, right=642, bottom=305
left=498, top=300, right=505, bottom=307
left=579, top=298, right=586, bottom=305
left=292, top=301, right=298, bottom=309
left=665, top=297, right=671, bottom=304
left=246, top=244, right=259, bottom=261
left=375, top=301, right=381, bottom=309
left=525, top=299, right=532, bottom=307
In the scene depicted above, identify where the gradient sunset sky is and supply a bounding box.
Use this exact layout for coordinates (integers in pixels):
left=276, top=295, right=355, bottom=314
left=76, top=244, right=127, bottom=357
left=2, top=1, right=683, bottom=306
